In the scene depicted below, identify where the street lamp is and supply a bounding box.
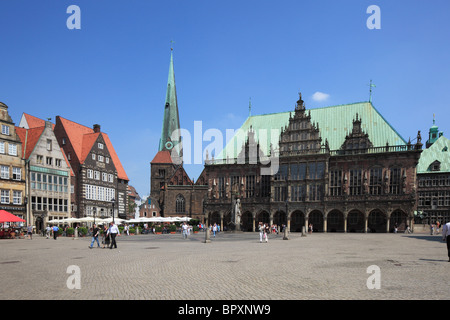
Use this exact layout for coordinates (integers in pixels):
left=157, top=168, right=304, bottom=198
left=111, top=198, right=115, bottom=223
left=283, top=176, right=289, bottom=240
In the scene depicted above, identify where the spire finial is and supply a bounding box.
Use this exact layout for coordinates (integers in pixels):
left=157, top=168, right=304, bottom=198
left=170, top=40, right=175, bottom=51
left=249, top=97, right=252, bottom=117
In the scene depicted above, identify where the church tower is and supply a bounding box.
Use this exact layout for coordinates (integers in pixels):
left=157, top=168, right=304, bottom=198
left=159, top=49, right=182, bottom=164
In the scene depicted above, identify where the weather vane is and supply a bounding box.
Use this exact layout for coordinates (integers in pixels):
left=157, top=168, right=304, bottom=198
left=368, top=80, right=376, bottom=103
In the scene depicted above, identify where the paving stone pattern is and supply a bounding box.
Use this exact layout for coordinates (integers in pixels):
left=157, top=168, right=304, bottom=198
left=0, top=231, right=448, bottom=300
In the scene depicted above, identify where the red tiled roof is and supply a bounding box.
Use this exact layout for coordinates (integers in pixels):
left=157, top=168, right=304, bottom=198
left=57, top=116, right=129, bottom=181
left=151, top=151, right=173, bottom=164
left=15, top=126, right=44, bottom=159
left=22, top=113, right=55, bottom=129
left=15, top=125, right=75, bottom=177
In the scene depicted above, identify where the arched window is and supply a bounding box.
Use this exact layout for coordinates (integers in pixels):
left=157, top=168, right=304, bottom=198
left=176, top=194, right=185, bottom=213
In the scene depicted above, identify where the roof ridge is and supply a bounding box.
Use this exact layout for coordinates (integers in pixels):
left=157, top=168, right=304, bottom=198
left=249, top=101, right=371, bottom=118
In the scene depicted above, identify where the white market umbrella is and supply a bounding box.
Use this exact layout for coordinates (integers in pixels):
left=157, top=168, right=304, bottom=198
left=176, top=217, right=192, bottom=222
left=102, top=217, right=126, bottom=224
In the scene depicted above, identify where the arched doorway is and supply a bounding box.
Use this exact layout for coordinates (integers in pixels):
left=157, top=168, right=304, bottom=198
left=209, top=212, right=221, bottom=226
left=223, top=211, right=231, bottom=231
left=368, top=210, right=387, bottom=233
left=347, top=210, right=365, bottom=233
left=273, top=210, right=286, bottom=228
left=290, top=210, right=305, bottom=232
left=309, top=210, right=324, bottom=232
left=35, top=216, right=44, bottom=235
left=242, top=211, right=253, bottom=232
left=327, top=210, right=344, bottom=232
left=390, top=210, right=408, bottom=232
left=256, top=211, right=270, bottom=225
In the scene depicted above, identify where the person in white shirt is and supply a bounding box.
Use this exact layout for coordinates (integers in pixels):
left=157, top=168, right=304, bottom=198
left=182, top=222, right=188, bottom=239
left=107, top=222, right=120, bottom=249
left=442, top=221, right=450, bottom=262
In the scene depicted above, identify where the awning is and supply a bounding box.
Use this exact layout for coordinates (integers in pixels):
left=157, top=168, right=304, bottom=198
left=0, top=210, right=26, bottom=223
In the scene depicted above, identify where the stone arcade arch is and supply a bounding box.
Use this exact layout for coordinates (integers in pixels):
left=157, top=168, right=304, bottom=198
left=242, top=211, right=253, bottom=232
left=327, top=210, right=345, bottom=232
left=209, top=211, right=221, bottom=227
left=273, top=210, right=287, bottom=228
left=290, top=210, right=305, bottom=232
left=368, top=210, right=387, bottom=233
left=390, top=209, right=408, bottom=233
left=309, top=210, right=324, bottom=232
left=347, top=210, right=365, bottom=233
left=256, top=210, right=270, bottom=225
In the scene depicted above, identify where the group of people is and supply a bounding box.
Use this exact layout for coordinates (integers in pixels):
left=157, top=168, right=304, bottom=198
left=431, top=221, right=442, bottom=235
left=88, top=222, right=120, bottom=249
left=44, top=225, right=61, bottom=240
left=258, top=223, right=270, bottom=243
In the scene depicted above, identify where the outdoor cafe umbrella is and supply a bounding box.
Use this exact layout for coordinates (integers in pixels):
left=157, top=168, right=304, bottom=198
left=0, top=210, right=26, bottom=223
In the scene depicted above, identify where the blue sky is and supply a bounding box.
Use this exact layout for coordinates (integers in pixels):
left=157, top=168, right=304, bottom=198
left=1, top=0, right=449, bottom=198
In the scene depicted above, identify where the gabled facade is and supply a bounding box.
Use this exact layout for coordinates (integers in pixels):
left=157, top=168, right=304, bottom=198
left=16, top=119, right=73, bottom=233
left=417, top=119, right=450, bottom=224
left=204, top=94, right=423, bottom=233
left=0, top=102, right=26, bottom=222
left=53, top=117, right=129, bottom=220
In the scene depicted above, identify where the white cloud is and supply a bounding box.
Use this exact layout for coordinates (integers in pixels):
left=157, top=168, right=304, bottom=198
left=312, top=91, right=330, bottom=102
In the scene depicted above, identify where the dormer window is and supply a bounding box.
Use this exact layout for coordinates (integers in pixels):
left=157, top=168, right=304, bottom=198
left=429, top=160, right=441, bottom=172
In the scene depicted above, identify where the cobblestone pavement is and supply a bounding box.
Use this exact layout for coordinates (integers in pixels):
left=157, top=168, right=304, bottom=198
left=0, top=231, right=448, bottom=300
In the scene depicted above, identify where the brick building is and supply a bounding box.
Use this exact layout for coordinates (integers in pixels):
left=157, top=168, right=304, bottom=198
left=204, top=94, right=423, bottom=233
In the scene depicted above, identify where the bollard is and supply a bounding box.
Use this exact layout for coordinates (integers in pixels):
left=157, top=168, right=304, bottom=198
left=283, top=226, right=289, bottom=240
left=204, top=228, right=211, bottom=243
left=302, top=225, right=307, bottom=237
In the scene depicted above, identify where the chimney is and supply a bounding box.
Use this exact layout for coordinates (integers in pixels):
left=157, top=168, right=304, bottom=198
left=93, top=124, right=101, bottom=133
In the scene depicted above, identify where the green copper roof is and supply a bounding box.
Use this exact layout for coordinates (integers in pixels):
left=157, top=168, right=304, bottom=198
left=159, top=51, right=182, bottom=156
left=217, top=101, right=407, bottom=160
left=417, top=136, right=450, bottom=173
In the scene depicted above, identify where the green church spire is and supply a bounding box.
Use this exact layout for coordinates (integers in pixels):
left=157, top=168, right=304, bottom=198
left=159, top=49, right=182, bottom=163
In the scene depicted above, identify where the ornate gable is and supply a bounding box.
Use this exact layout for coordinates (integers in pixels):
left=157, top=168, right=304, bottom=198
left=279, top=93, right=323, bottom=155
left=340, top=113, right=373, bottom=151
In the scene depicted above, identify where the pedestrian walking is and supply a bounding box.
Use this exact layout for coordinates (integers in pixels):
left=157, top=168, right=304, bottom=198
left=102, top=225, right=110, bottom=248
left=27, top=224, right=33, bottom=240
left=442, top=221, right=450, bottom=262
left=45, top=225, right=51, bottom=239
left=52, top=225, right=59, bottom=240
left=89, top=224, right=101, bottom=249
left=264, top=223, right=269, bottom=243
left=182, top=222, right=188, bottom=239
left=107, top=222, right=120, bottom=249
left=213, top=223, right=217, bottom=237
left=258, top=222, right=264, bottom=243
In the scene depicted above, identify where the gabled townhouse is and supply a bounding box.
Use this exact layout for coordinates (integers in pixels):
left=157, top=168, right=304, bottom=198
left=53, top=116, right=129, bottom=220
left=17, top=117, right=73, bottom=233
left=0, top=102, right=26, bottom=222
